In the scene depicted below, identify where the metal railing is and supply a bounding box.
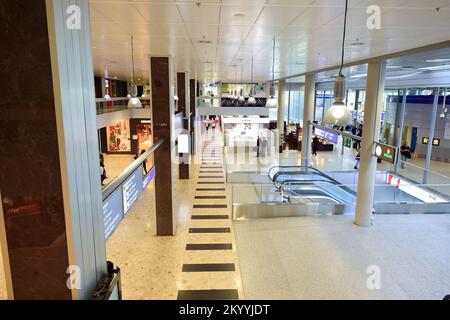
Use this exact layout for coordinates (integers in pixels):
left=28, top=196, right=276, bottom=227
left=102, top=138, right=165, bottom=201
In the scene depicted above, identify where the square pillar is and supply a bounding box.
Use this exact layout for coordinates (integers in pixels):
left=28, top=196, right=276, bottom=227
left=150, top=56, right=176, bottom=235
left=0, top=0, right=107, bottom=300
left=190, top=79, right=197, bottom=155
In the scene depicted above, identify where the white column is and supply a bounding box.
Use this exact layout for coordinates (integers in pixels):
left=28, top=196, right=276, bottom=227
left=301, top=74, right=315, bottom=166
left=355, top=61, right=387, bottom=227
left=394, top=89, right=407, bottom=174
left=277, top=80, right=286, bottom=153
left=423, top=88, right=440, bottom=184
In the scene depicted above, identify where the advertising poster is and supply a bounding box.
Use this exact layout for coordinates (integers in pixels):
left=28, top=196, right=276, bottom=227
left=108, top=120, right=131, bottom=152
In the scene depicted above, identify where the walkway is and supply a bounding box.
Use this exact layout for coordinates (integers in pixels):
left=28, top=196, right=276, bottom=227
left=177, top=128, right=244, bottom=300
left=234, top=214, right=450, bottom=299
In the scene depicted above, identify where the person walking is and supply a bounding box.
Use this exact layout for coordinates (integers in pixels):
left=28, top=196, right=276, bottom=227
left=312, top=136, right=320, bottom=157
left=100, top=161, right=107, bottom=186
left=400, top=144, right=412, bottom=169
left=135, top=150, right=148, bottom=175
left=256, top=135, right=260, bottom=157
left=354, top=150, right=361, bottom=170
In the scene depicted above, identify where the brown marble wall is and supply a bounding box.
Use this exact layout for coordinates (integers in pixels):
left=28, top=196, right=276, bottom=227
left=151, top=57, right=175, bottom=236
left=190, top=79, right=196, bottom=155
left=177, top=73, right=187, bottom=117
left=0, top=0, right=70, bottom=299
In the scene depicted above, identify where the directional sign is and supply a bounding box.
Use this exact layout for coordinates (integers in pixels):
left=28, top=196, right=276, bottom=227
left=375, top=143, right=397, bottom=164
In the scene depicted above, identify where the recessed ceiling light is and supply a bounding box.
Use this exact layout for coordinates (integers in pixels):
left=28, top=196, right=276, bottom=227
left=425, top=58, right=450, bottom=63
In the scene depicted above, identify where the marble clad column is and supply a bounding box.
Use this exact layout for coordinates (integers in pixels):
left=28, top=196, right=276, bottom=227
left=151, top=56, right=176, bottom=236
left=0, top=0, right=107, bottom=299
left=190, top=79, right=196, bottom=155
left=177, top=72, right=187, bottom=117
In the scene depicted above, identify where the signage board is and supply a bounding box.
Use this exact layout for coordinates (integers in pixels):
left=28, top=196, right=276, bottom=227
left=375, top=143, right=397, bottom=164
left=222, top=117, right=270, bottom=124
left=143, top=167, right=156, bottom=189
left=122, top=166, right=143, bottom=214
left=432, top=138, right=441, bottom=146
left=343, top=137, right=352, bottom=148
left=103, top=188, right=123, bottom=240
left=178, top=134, right=190, bottom=154
left=313, top=127, right=338, bottom=144
left=421, top=137, right=441, bottom=146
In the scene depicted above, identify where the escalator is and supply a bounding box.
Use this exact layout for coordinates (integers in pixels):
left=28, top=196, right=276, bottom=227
left=269, top=166, right=356, bottom=204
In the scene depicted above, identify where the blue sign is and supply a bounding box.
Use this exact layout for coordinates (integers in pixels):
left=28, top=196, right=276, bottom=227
left=314, top=127, right=338, bottom=144
left=122, top=166, right=143, bottom=215
left=143, top=166, right=156, bottom=189
left=103, top=188, right=123, bottom=240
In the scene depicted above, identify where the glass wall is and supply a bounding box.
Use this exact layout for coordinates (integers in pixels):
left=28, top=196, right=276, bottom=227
left=281, top=84, right=305, bottom=126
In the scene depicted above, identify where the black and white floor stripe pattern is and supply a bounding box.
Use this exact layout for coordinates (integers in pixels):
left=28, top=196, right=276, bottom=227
left=177, top=132, right=241, bottom=300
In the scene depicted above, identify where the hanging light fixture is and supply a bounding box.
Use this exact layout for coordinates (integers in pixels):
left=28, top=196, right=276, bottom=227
left=238, top=65, right=246, bottom=103
left=323, top=0, right=352, bottom=125
left=128, top=36, right=143, bottom=109
left=104, top=78, right=112, bottom=100
left=248, top=57, right=256, bottom=105
left=266, top=37, right=278, bottom=108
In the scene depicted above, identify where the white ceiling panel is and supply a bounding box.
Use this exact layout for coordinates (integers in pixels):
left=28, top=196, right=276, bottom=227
left=89, top=0, right=450, bottom=83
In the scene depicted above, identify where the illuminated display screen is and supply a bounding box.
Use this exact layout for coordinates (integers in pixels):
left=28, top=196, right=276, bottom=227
left=103, top=188, right=123, bottom=240
left=122, top=166, right=143, bottom=215
left=375, top=143, right=397, bottom=164
left=314, top=127, right=338, bottom=144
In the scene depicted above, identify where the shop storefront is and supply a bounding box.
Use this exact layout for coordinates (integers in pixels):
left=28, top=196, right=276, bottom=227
left=222, top=116, right=272, bottom=149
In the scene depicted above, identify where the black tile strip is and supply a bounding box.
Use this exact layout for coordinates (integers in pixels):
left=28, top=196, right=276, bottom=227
left=182, top=263, right=235, bottom=272
left=189, top=227, right=230, bottom=233
left=186, top=243, right=232, bottom=251
left=198, top=176, right=224, bottom=179
left=192, top=215, right=229, bottom=220
left=196, top=188, right=226, bottom=191
left=193, top=204, right=227, bottom=208
left=200, top=166, right=223, bottom=169
left=177, top=289, right=239, bottom=300
left=197, top=182, right=224, bottom=185
left=195, top=196, right=226, bottom=199
left=199, top=171, right=223, bottom=173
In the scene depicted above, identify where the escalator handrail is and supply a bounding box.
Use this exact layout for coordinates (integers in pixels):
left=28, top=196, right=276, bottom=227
left=268, top=165, right=322, bottom=182
left=273, top=170, right=334, bottom=188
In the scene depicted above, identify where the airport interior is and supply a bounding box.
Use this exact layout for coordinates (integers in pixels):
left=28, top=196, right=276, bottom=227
left=1, top=0, right=450, bottom=302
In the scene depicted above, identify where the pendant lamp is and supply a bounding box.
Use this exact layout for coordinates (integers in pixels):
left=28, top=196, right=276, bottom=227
left=266, top=38, right=278, bottom=108
left=128, top=36, right=143, bottom=109
left=323, top=0, right=351, bottom=125
left=248, top=57, right=256, bottom=105
left=238, top=65, right=245, bottom=103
